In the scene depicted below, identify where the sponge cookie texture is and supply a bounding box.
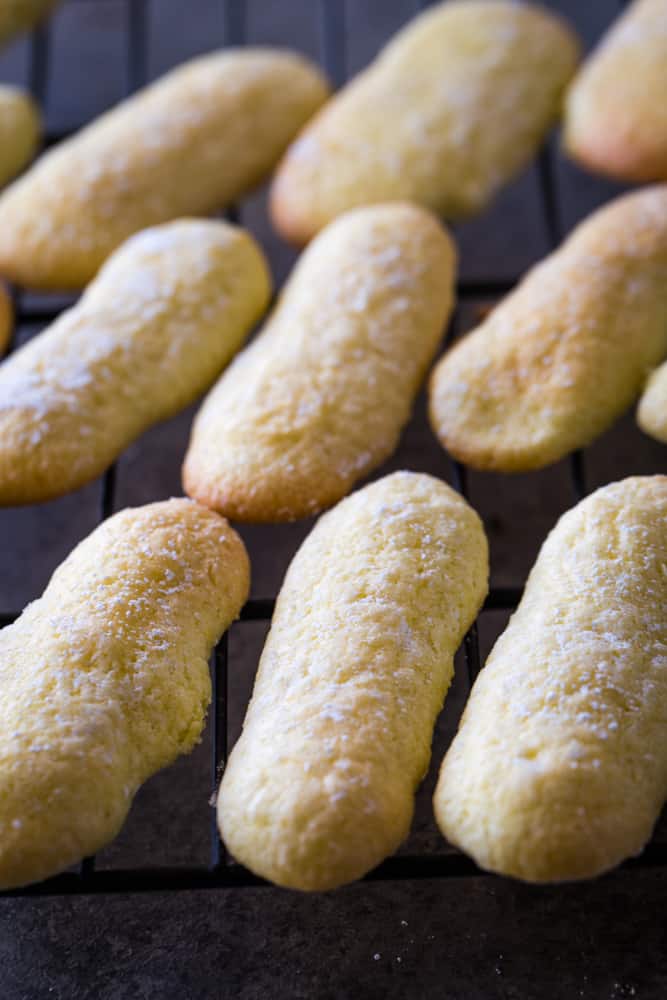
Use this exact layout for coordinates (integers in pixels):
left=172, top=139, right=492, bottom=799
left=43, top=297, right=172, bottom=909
left=0, top=86, right=40, bottom=188
left=0, top=498, right=250, bottom=889
left=183, top=203, right=456, bottom=522
left=564, top=0, right=667, bottom=183
left=429, top=185, right=667, bottom=471
left=218, top=471, right=489, bottom=890
left=0, top=219, right=271, bottom=506
left=0, top=48, right=329, bottom=289
left=270, top=0, right=579, bottom=244
left=434, top=476, right=667, bottom=883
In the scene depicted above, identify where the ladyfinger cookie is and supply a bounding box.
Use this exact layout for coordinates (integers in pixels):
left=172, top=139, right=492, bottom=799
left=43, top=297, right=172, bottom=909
left=270, top=1, right=579, bottom=245
left=0, top=498, right=249, bottom=889
left=564, top=0, right=667, bottom=183
left=183, top=203, right=456, bottom=522
left=0, top=86, right=40, bottom=188
left=218, top=471, right=488, bottom=891
left=429, top=185, right=667, bottom=472
left=0, top=49, right=329, bottom=290
left=638, top=360, right=667, bottom=444
left=434, top=476, right=667, bottom=883
left=0, top=219, right=271, bottom=506
left=0, top=0, right=58, bottom=49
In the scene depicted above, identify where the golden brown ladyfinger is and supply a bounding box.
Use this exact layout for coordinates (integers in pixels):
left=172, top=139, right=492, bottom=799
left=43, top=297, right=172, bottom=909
left=434, top=476, right=667, bottom=883
left=0, top=499, right=249, bottom=889
left=270, top=0, right=579, bottom=245
left=218, top=472, right=488, bottom=890
left=183, top=202, right=456, bottom=522
left=0, top=219, right=271, bottom=505
left=429, top=185, right=667, bottom=472
left=564, top=0, right=667, bottom=183
left=0, top=49, right=329, bottom=289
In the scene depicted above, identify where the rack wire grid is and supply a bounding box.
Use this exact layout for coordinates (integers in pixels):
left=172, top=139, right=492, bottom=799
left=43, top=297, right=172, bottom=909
left=1, top=0, right=662, bottom=898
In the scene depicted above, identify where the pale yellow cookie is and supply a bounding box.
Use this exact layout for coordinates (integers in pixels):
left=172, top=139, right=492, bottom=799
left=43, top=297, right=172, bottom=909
left=183, top=203, right=456, bottom=522
left=0, top=0, right=58, bottom=48
left=218, top=471, right=488, bottom=891
left=0, top=498, right=250, bottom=890
left=0, top=281, right=11, bottom=353
left=429, top=185, right=667, bottom=472
left=0, top=49, right=329, bottom=290
left=270, top=0, right=579, bottom=245
left=637, top=360, right=667, bottom=443
left=0, top=219, right=271, bottom=506
left=435, top=476, right=667, bottom=883
left=564, top=0, right=667, bottom=183
left=0, top=86, right=40, bottom=188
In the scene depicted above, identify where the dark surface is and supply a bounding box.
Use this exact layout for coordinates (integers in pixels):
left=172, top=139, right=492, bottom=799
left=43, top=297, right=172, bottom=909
left=0, top=1, right=665, bottom=997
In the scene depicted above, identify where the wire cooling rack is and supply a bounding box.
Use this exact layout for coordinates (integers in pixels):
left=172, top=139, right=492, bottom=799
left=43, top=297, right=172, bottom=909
left=2, top=0, right=663, bottom=897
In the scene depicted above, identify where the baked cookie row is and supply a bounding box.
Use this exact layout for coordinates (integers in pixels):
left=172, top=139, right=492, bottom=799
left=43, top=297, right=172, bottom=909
left=0, top=1, right=574, bottom=288
left=1, top=472, right=664, bottom=891
left=0, top=188, right=664, bottom=513
left=0, top=0, right=664, bottom=293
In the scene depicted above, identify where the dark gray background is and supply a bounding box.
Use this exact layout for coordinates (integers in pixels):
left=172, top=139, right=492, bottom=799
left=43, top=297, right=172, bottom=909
left=0, top=1, right=665, bottom=997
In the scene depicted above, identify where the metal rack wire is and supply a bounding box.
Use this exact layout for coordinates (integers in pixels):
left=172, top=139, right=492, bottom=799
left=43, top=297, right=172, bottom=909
left=1, top=0, right=662, bottom=897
